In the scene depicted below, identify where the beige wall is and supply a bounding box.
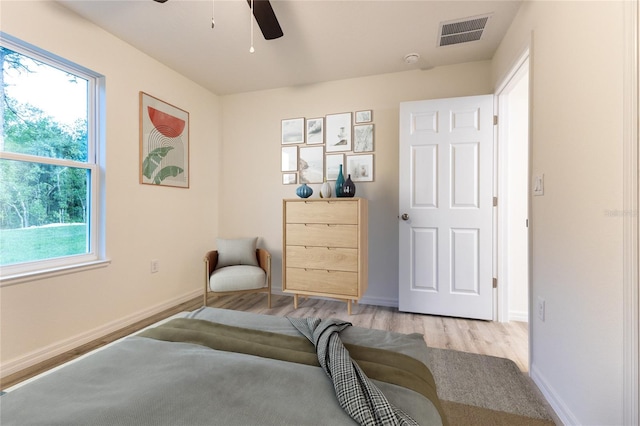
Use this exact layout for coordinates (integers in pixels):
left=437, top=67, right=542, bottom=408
left=219, top=64, right=493, bottom=305
left=493, top=1, right=625, bottom=424
left=0, top=1, right=221, bottom=373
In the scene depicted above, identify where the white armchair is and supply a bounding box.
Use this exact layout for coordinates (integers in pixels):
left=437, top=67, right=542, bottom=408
left=203, top=238, right=271, bottom=308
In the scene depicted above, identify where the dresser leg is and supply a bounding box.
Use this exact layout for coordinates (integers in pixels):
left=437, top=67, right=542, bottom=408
left=347, top=299, right=352, bottom=315
left=294, top=294, right=299, bottom=309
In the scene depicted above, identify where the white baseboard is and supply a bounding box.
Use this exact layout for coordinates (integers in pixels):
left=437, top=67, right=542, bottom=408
left=508, top=310, right=529, bottom=323
left=530, top=363, right=578, bottom=425
left=0, top=289, right=201, bottom=379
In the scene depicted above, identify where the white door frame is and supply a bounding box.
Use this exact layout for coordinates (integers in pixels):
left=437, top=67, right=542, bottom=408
left=623, top=0, right=639, bottom=423
left=495, top=47, right=531, bottom=324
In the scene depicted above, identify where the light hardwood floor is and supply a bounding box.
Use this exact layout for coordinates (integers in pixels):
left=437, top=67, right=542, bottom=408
left=1, top=292, right=529, bottom=390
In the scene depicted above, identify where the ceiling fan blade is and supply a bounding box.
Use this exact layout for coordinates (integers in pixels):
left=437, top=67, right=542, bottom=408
left=247, top=0, right=283, bottom=40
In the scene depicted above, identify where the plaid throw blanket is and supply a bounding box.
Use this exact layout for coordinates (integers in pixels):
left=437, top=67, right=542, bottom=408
left=288, top=317, right=420, bottom=426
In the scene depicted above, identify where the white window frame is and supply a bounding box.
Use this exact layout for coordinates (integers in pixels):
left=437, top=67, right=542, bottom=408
left=0, top=33, right=108, bottom=285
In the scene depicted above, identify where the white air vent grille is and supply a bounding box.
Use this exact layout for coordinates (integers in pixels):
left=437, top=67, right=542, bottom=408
left=439, top=15, right=491, bottom=47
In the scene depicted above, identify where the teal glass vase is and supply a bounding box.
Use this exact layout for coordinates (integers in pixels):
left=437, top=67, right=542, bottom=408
left=335, top=164, right=345, bottom=197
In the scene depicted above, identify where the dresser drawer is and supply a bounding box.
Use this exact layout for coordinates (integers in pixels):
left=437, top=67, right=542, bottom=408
left=286, top=224, right=358, bottom=248
left=285, top=246, right=358, bottom=272
left=285, top=200, right=359, bottom=224
left=285, top=268, right=358, bottom=296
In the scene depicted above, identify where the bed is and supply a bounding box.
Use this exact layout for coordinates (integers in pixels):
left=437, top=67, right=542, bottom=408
left=0, top=307, right=447, bottom=425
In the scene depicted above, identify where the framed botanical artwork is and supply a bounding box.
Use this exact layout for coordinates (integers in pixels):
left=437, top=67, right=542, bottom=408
left=346, top=154, right=374, bottom=182
left=325, top=154, right=344, bottom=181
left=139, top=92, right=189, bottom=188
left=325, top=112, right=352, bottom=152
left=281, top=146, right=298, bottom=172
left=281, top=117, right=305, bottom=144
left=355, top=110, right=372, bottom=124
left=282, top=173, right=297, bottom=185
left=306, top=117, right=324, bottom=145
left=299, top=146, right=324, bottom=183
left=353, top=124, right=374, bottom=152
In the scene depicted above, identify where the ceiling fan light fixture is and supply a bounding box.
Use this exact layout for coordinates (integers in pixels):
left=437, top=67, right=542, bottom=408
left=403, top=53, right=420, bottom=64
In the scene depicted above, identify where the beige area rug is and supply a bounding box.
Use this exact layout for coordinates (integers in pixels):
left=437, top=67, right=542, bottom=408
left=427, top=348, right=556, bottom=425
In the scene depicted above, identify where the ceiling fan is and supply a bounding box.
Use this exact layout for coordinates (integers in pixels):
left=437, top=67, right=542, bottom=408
left=152, top=0, right=283, bottom=40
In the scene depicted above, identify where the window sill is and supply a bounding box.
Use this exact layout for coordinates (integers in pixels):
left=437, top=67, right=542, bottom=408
left=0, top=259, right=111, bottom=287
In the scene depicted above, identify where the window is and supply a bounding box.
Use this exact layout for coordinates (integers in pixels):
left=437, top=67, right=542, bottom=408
left=0, top=34, right=106, bottom=281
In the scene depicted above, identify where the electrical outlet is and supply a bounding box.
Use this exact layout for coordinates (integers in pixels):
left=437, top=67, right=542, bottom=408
left=537, top=297, right=545, bottom=321
left=150, top=259, right=160, bottom=273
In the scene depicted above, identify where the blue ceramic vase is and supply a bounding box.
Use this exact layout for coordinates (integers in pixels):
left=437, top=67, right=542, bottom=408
left=335, top=165, right=345, bottom=197
left=296, top=183, right=313, bottom=198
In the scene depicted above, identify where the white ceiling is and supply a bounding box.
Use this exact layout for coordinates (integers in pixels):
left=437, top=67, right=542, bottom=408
left=57, top=0, right=523, bottom=95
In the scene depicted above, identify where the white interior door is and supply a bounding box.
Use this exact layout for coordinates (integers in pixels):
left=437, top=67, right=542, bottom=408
left=398, top=95, right=494, bottom=320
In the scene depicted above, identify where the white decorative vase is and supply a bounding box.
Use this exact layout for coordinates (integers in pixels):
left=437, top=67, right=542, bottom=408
left=320, top=180, right=332, bottom=198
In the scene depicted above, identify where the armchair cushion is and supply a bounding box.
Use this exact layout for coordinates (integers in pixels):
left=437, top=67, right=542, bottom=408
left=215, top=237, right=259, bottom=269
left=209, top=265, right=266, bottom=292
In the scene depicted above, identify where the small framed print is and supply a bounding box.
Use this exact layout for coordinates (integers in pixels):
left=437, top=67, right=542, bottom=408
left=346, top=154, right=374, bottom=182
left=299, top=146, right=324, bottom=183
left=325, top=154, right=344, bottom=181
left=281, top=117, right=305, bottom=144
left=281, top=146, right=298, bottom=172
left=325, top=112, right=352, bottom=152
left=355, top=110, right=372, bottom=124
left=282, top=173, right=297, bottom=185
left=306, top=117, right=324, bottom=145
left=353, top=124, right=374, bottom=152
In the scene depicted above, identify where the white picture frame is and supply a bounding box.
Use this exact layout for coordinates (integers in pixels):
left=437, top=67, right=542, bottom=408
left=306, top=117, right=324, bottom=145
left=353, top=124, right=374, bottom=152
left=355, top=110, right=372, bottom=124
left=325, top=112, right=352, bottom=152
left=325, top=154, right=344, bottom=181
left=346, top=154, right=374, bottom=182
left=281, top=146, right=298, bottom=172
left=282, top=173, right=297, bottom=185
left=299, top=146, right=324, bottom=183
left=281, top=117, right=305, bottom=144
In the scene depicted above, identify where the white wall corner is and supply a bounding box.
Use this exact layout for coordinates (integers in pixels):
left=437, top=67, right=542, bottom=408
left=530, top=364, right=580, bottom=425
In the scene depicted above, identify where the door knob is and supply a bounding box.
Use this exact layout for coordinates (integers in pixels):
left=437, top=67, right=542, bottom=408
left=401, top=213, right=410, bottom=221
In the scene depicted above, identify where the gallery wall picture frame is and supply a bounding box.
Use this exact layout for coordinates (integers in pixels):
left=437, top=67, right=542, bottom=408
left=346, top=154, right=374, bottom=182
left=139, top=92, right=189, bottom=188
left=306, top=117, right=324, bottom=145
left=282, top=117, right=305, bottom=144
left=353, top=124, right=374, bottom=152
left=282, top=173, right=298, bottom=185
left=299, top=146, right=324, bottom=183
left=355, top=110, right=372, bottom=124
left=325, top=153, right=344, bottom=181
left=281, top=146, right=298, bottom=172
left=325, top=112, right=352, bottom=152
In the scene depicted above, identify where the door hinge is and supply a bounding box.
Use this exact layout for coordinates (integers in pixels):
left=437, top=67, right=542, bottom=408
left=493, top=197, right=498, bottom=207
left=493, top=115, right=498, bottom=125
left=493, top=278, right=498, bottom=288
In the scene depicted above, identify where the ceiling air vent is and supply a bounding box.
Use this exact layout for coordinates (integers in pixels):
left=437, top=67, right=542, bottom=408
left=438, top=14, right=491, bottom=47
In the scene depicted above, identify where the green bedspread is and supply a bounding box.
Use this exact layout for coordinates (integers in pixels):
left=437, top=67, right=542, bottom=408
left=138, top=317, right=447, bottom=423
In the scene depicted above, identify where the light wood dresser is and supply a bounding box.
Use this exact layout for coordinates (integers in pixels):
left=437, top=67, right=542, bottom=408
left=282, top=198, right=368, bottom=314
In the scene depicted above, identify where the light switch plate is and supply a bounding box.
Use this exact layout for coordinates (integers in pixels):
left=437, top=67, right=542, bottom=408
left=533, top=174, right=544, bottom=196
